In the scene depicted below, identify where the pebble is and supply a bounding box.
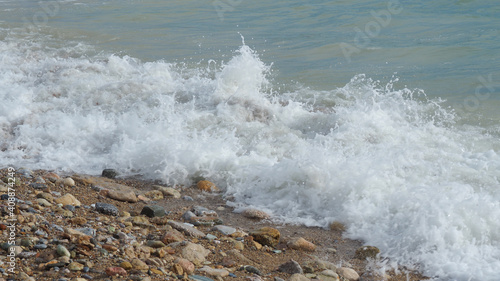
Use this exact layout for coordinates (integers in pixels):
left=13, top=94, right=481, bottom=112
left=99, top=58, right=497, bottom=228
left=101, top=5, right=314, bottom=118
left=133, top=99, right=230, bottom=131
left=102, top=169, right=118, bottom=179
left=355, top=246, right=380, bottom=260
left=168, top=221, right=206, bottom=238
left=56, top=245, right=71, bottom=257
left=196, top=180, right=219, bottom=192
left=105, top=266, right=128, bottom=277
left=140, top=205, right=166, bottom=217
left=242, top=208, right=271, bottom=220
left=107, top=189, right=138, bottom=203
left=250, top=227, right=281, bottom=248
left=198, top=266, right=229, bottom=277
left=288, top=237, right=316, bottom=252
left=54, top=193, right=81, bottom=206
left=181, top=242, right=211, bottom=264
left=213, top=225, right=236, bottom=236
left=278, top=259, right=303, bottom=274
left=95, top=202, right=119, bottom=216
left=337, top=267, right=360, bottom=281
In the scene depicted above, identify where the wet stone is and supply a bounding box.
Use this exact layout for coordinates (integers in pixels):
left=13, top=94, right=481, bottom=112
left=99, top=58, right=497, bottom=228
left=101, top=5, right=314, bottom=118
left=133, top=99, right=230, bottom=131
left=102, top=169, right=118, bottom=179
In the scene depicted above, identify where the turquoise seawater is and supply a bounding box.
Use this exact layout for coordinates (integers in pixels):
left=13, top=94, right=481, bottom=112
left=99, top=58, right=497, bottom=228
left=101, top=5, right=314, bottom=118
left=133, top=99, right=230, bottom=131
left=1, top=1, right=500, bottom=280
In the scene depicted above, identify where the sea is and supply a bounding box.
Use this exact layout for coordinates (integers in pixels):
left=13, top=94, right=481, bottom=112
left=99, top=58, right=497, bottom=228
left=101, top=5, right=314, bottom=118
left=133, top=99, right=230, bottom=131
left=1, top=0, right=499, bottom=280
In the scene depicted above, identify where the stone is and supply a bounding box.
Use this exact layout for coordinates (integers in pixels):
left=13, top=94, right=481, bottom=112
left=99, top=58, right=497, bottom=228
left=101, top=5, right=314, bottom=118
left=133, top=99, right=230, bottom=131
left=196, top=180, right=219, bottom=192
left=154, top=186, right=181, bottom=198
left=68, top=262, right=84, bottom=271
left=36, top=192, right=54, bottom=202
left=250, top=227, right=280, bottom=248
left=120, top=261, right=133, bottom=270
left=288, top=237, right=316, bottom=251
left=337, top=267, right=359, bottom=281
left=54, top=194, right=81, bottom=206
left=44, top=172, right=60, bottom=182
left=68, top=217, right=87, bottom=225
left=199, top=266, right=229, bottom=278
left=181, top=242, right=210, bottom=265
left=105, top=266, right=128, bottom=276
left=143, top=190, right=164, bottom=200
left=168, top=221, right=205, bottom=238
left=288, top=274, right=310, bottom=281
left=213, top=225, right=236, bottom=236
left=102, top=169, right=118, bottom=179
left=175, top=258, right=195, bottom=274
left=278, top=259, right=303, bottom=274
left=107, top=190, right=138, bottom=203
left=242, top=208, right=270, bottom=220
left=355, top=246, right=380, bottom=260
left=233, top=240, right=244, bottom=250
left=146, top=240, right=166, bottom=248
left=189, top=275, right=215, bottom=281
left=161, top=229, right=186, bottom=244
left=131, top=258, right=149, bottom=271
left=240, top=265, right=261, bottom=275
left=63, top=177, right=75, bottom=187
left=95, top=202, right=119, bottom=216
left=318, top=270, right=340, bottom=281
left=56, top=245, right=71, bottom=257
left=141, top=205, right=166, bottom=217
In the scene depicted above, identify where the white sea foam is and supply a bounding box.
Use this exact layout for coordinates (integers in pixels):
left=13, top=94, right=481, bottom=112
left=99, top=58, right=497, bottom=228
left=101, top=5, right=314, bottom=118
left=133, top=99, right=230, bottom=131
left=1, top=32, right=500, bottom=280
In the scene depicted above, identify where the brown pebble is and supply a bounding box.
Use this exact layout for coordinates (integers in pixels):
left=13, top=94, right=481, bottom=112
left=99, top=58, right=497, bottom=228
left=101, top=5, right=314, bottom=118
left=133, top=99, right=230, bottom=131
left=105, top=266, right=128, bottom=276
left=197, top=180, right=219, bottom=192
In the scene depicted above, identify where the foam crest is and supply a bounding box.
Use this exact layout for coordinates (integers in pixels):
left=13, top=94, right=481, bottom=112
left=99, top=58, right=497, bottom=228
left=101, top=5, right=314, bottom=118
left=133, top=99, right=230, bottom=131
left=2, top=33, right=500, bottom=280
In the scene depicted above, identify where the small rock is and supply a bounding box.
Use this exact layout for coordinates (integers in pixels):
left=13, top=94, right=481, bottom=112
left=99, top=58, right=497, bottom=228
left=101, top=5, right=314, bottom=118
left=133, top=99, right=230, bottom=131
left=141, top=205, right=166, bottom=218
left=56, top=245, right=71, bottom=257
left=181, top=242, right=210, bottom=265
left=143, top=190, right=164, bottom=200
left=146, top=240, right=166, bottom=248
left=196, top=180, right=219, bottom=192
left=288, top=237, right=316, bottom=252
left=278, top=259, right=303, bottom=274
left=120, top=261, right=133, bottom=270
left=188, top=275, right=215, bottom=281
left=154, top=186, right=181, bottom=198
left=213, top=225, right=236, bottom=236
left=95, top=202, right=119, bottom=216
left=131, top=258, right=149, bottom=271
left=250, top=227, right=280, bottom=248
left=175, top=258, right=195, bottom=274
left=102, top=169, right=118, bottom=179
left=318, top=269, right=340, bottom=281
left=63, top=177, right=75, bottom=187
left=161, top=229, right=186, bottom=244
left=107, top=190, right=138, bottom=203
left=199, top=266, right=229, bottom=278
left=242, top=208, right=270, bottom=220
left=337, top=267, right=359, bottom=281
left=168, top=221, right=205, bottom=238
left=359, top=271, right=388, bottom=281
left=105, top=266, right=128, bottom=277
left=68, top=262, right=84, bottom=271
left=36, top=192, right=54, bottom=202
left=54, top=194, right=81, bottom=206
left=240, top=265, right=261, bottom=275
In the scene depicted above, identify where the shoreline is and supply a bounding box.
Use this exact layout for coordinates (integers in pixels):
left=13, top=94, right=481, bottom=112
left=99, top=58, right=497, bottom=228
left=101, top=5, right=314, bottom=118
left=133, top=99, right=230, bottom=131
left=0, top=167, right=428, bottom=280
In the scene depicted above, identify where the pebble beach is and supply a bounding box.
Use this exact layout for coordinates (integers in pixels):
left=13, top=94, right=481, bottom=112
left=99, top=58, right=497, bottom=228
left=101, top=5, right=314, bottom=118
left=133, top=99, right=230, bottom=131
left=0, top=167, right=428, bottom=281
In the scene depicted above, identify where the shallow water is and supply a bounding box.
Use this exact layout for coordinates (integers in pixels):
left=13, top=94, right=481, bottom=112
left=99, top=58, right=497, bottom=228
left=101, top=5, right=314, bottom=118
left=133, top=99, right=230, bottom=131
left=1, top=1, right=500, bottom=280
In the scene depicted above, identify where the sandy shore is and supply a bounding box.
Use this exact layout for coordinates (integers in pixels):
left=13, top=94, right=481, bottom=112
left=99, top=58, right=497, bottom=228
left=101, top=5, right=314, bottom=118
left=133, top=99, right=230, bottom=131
left=0, top=168, right=428, bottom=281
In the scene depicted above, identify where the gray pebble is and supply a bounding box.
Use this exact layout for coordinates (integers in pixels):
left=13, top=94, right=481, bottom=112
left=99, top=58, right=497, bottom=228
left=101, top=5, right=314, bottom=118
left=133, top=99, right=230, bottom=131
left=95, top=202, right=119, bottom=216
